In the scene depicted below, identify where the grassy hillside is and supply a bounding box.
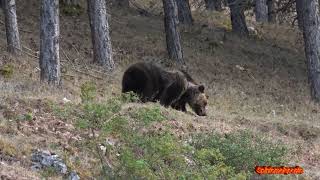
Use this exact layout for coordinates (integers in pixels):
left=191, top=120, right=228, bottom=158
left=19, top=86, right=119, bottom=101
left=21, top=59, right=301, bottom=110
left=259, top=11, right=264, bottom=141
left=0, top=0, right=319, bottom=179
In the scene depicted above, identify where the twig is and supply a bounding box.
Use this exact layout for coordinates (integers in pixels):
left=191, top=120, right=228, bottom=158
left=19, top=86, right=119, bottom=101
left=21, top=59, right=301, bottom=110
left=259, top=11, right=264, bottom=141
left=18, top=47, right=39, bottom=59
left=20, top=29, right=33, bottom=33
left=73, top=68, right=103, bottom=80
left=22, top=45, right=36, bottom=53
left=61, top=48, right=72, bottom=62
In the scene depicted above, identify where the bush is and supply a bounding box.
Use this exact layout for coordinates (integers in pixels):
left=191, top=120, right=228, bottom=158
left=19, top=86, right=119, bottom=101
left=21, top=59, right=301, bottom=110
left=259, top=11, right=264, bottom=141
left=80, top=82, right=97, bottom=103
left=191, top=130, right=288, bottom=175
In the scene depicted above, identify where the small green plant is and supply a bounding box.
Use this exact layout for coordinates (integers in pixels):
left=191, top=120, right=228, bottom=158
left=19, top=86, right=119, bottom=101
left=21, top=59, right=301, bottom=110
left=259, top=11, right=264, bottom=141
left=132, top=106, right=165, bottom=125
left=24, top=113, right=33, bottom=121
left=80, top=82, right=97, bottom=103
left=0, top=64, right=14, bottom=78
left=75, top=95, right=126, bottom=178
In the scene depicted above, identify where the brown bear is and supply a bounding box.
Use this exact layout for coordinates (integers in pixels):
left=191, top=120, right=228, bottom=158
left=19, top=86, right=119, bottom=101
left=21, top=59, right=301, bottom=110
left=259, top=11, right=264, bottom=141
left=122, top=62, right=209, bottom=116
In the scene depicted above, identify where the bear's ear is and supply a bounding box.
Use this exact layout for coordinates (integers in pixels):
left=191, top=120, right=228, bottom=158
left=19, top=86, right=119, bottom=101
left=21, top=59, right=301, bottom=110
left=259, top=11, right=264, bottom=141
left=198, top=85, right=205, bottom=93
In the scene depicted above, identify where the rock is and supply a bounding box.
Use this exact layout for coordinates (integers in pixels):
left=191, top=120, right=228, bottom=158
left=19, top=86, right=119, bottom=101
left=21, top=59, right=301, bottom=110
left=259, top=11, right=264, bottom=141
left=63, top=97, right=71, bottom=103
left=69, top=171, right=80, bottom=180
left=31, top=149, right=68, bottom=174
left=248, top=26, right=258, bottom=36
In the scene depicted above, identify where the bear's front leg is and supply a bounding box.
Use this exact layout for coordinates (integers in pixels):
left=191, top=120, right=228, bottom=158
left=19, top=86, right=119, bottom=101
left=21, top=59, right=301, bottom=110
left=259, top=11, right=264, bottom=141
left=171, top=100, right=187, bottom=112
left=160, top=82, right=183, bottom=107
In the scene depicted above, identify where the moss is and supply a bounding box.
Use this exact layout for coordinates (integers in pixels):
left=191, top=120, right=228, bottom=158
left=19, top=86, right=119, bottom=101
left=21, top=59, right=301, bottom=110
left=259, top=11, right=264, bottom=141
left=0, top=64, right=14, bottom=78
left=0, top=139, right=18, bottom=157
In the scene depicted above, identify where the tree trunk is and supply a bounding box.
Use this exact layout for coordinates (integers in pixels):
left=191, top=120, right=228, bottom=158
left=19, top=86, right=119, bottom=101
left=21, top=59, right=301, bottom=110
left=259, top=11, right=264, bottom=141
left=228, top=0, right=249, bottom=36
left=267, top=0, right=276, bottom=23
left=40, top=0, right=61, bottom=85
left=176, top=0, right=193, bottom=25
left=162, top=0, right=184, bottom=64
left=296, top=0, right=303, bottom=30
left=205, top=0, right=223, bottom=11
left=297, top=0, right=320, bottom=101
left=255, top=0, right=268, bottom=22
left=87, top=0, right=114, bottom=69
left=0, top=0, right=3, bottom=9
left=3, top=0, right=21, bottom=55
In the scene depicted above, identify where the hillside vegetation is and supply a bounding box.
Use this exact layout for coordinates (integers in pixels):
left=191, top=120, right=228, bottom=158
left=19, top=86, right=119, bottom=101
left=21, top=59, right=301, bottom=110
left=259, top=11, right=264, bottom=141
left=0, top=0, right=319, bottom=179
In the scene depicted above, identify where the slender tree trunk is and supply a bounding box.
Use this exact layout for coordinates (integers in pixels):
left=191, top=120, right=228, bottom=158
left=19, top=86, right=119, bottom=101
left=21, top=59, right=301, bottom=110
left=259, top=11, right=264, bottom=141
left=255, top=0, right=268, bottom=22
left=0, top=0, right=3, bottom=9
left=87, top=0, right=114, bottom=69
left=296, top=0, right=303, bottom=30
left=40, top=0, right=61, bottom=85
left=162, top=0, right=184, bottom=64
left=267, top=0, right=276, bottom=23
left=3, top=0, right=21, bottom=55
left=297, top=0, right=320, bottom=101
left=176, top=0, right=193, bottom=25
left=228, top=0, right=249, bottom=36
left=205, top=0, right=222, bottom=11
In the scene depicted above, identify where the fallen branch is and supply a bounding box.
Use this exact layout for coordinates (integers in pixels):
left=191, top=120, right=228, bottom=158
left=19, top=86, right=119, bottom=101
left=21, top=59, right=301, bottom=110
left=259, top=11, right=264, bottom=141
left=73, top=68, right=103, bottom=80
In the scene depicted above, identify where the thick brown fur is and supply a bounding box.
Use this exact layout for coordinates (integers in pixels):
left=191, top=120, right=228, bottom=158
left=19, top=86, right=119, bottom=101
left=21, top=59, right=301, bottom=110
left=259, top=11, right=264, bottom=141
left=122, top=62, right=209, bottom=116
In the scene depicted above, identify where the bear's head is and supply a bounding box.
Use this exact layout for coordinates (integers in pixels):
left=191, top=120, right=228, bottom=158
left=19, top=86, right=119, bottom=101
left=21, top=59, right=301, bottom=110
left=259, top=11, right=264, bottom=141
left=186, top=85, right=209, bottom=116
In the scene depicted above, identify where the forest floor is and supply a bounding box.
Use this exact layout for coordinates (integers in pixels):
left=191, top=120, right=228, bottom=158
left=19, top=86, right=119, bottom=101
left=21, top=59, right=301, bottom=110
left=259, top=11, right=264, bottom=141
left=0, top=0, right=320, bottom=179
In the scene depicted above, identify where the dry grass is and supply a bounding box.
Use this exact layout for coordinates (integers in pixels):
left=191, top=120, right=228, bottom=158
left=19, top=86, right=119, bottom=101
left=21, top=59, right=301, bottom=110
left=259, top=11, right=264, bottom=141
left=0, top=0, right=319, bottom=179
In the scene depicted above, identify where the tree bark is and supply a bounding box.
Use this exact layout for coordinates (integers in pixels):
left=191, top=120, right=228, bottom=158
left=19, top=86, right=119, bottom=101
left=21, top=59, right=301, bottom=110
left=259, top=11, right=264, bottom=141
left=162, top=0, right=184, bottom=64
left=228, top=0, right=249, bottom=36
left=267, top=0, right=276, bottom=23
left=40, top=0, right=61, bottom=85
left=255, top=0, right=268, bottom=22
left=296, top=0, right=303, bottom=30
left=176, top=0, right=193, bottom=25
left=3, top=0, right=21, bottom=55
left=87, top=0, right=114, bottom=69
left=297, top=0, right=320, bottom=101
left=205, top=0, right=223, bottom=11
